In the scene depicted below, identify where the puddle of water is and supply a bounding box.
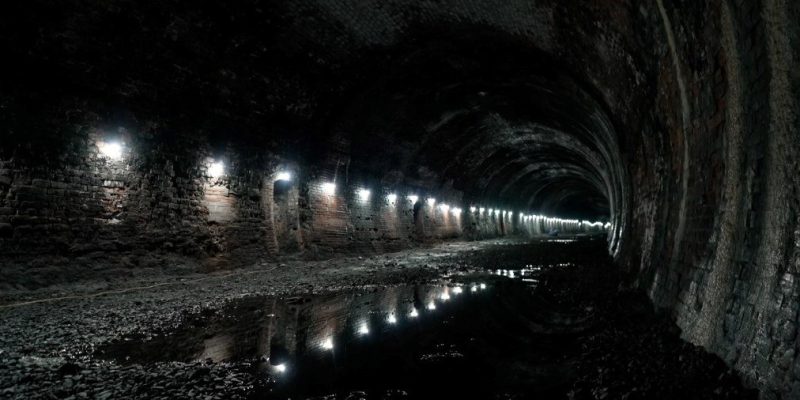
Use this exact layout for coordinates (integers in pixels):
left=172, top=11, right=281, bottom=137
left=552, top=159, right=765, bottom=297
left=97, top=275, right=577, bottom=399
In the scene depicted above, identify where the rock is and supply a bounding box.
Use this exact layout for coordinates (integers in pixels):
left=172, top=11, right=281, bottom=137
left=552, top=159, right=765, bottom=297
left=58, top=362, right=82, bottom=376
left=191, top=367, right=211, bottom=379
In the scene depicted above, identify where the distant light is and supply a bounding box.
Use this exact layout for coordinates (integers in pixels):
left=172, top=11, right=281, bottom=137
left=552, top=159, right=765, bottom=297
left=322, top=338, right=334, bottom=350
left=387, top=193, right=398, bottom=203
left=451, top=208, right=462, bottom=215
left=407, top=195, right=419, bottom=204
left=427, top=198, right=436, bottom=206
left=427, top=301, right=436, bottom=310
left=488, top=208, right=494, bottom=214
left=358, top=323, right=369, bottom=335
left=440, top=292, right=450, bottom=301
left=479, top=207, right=485, bottom=213
left=208, top=161, right=225, bottom=178
left=387, top=314, right=397, bottom=324
left=480, top=283, right=487, bottom=290
left=274, top=363, right=287, bottom=373
left=452, top=286, right=463, bottom=294
left=471, top=285, right=478, bottom=292
left=438, top=203, right=450, bottom=212
left=275, top=171, right=291, bottom=182
left=98, top=141, right=123, bottom=160
left=470, top=207, right=477, bottom=212
left=409, top=308, right=419, bottom=318
left=321, top=182, right=336, bottom=195
left=357, top=188, right=371, bottom=202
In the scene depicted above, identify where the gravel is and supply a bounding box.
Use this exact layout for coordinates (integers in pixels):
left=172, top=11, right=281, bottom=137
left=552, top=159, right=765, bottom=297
left=0, top=239, right=512, bottom=399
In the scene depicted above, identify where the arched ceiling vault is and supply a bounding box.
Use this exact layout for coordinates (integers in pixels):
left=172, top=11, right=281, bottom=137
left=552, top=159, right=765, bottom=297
left=332, top=36, right=626, bottom=224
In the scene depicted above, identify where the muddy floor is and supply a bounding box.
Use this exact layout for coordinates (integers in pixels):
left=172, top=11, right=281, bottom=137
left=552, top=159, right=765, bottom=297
left=0, top=237, right=758, bottom=399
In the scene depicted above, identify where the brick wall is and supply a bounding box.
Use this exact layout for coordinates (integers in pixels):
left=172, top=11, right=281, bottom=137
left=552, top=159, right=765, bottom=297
left=0, top=130, right=603, bottom=288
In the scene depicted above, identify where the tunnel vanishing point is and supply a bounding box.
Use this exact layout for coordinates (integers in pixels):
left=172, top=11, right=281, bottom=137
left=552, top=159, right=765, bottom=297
left=1, top=0, right=799, bottom=398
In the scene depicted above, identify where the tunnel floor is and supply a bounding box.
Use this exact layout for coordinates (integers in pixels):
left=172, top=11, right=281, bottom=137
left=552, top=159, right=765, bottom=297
left=0, top=238, right=757, bottom=399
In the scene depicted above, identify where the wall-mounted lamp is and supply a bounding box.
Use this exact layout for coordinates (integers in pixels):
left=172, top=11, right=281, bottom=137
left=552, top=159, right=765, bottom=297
left=407, top=195, right=419, bottom=204
left=357, top=188, right=371, bottom=202
left=387, top=193, right=398, bottom=203
left=275, top=171, right=291, bottom=182
left=98, top=141, right=124, bottom=161
left=208, top=161, right=225, bottom=178
left=321, top=182, right=336, bottom=195
left=427, top=198, right=436, bottom=206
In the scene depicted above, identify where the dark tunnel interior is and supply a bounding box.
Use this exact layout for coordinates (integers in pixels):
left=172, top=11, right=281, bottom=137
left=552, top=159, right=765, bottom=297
left=0, top=0, right=798, bottom=399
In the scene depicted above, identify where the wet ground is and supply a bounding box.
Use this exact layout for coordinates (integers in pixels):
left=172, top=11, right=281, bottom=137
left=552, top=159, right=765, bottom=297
left=0, top=237, right=758, bottom=399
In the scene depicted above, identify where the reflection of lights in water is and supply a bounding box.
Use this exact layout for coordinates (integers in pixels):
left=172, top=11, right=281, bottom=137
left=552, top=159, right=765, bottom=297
left=471, top=285, right=478, bottom=292
left=427, top=301, right=436, bottom=310
left=409, top=308, right=419, bottom=318
left=480, top=283, right=487, bottom=290
left=387, top=314, right=397, bottom=324
left=452, top=286, right=463, bottom=294
left=274, top=363, right=287, bottom=373
left=322, top=337, right=334, bottom=350
left=358, top=323, right=369, bottom=335
left=440, top=292, right=450, bottom=301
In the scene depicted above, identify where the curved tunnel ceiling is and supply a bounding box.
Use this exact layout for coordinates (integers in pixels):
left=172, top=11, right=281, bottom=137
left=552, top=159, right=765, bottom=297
left=2, top=0, right=645, bottom=257
left=331, top=37, right=626, bottom=226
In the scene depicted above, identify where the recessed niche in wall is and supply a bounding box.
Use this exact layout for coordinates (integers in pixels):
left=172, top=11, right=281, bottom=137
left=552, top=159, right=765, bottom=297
left=272, top=179, right=301, bottom=251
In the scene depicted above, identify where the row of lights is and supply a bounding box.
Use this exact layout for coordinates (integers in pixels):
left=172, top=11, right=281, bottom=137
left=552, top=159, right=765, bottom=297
left=271, top=282, right=488, bottom=375
left=97, top=142, right=295, bottom=183
left=98, top=142, right=610, bottom=229
left=320, top=183, right=464, bottom=215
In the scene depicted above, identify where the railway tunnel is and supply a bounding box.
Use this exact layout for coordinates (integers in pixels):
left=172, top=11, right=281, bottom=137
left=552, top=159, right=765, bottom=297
left=0, top=0, right=798, bottom=398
